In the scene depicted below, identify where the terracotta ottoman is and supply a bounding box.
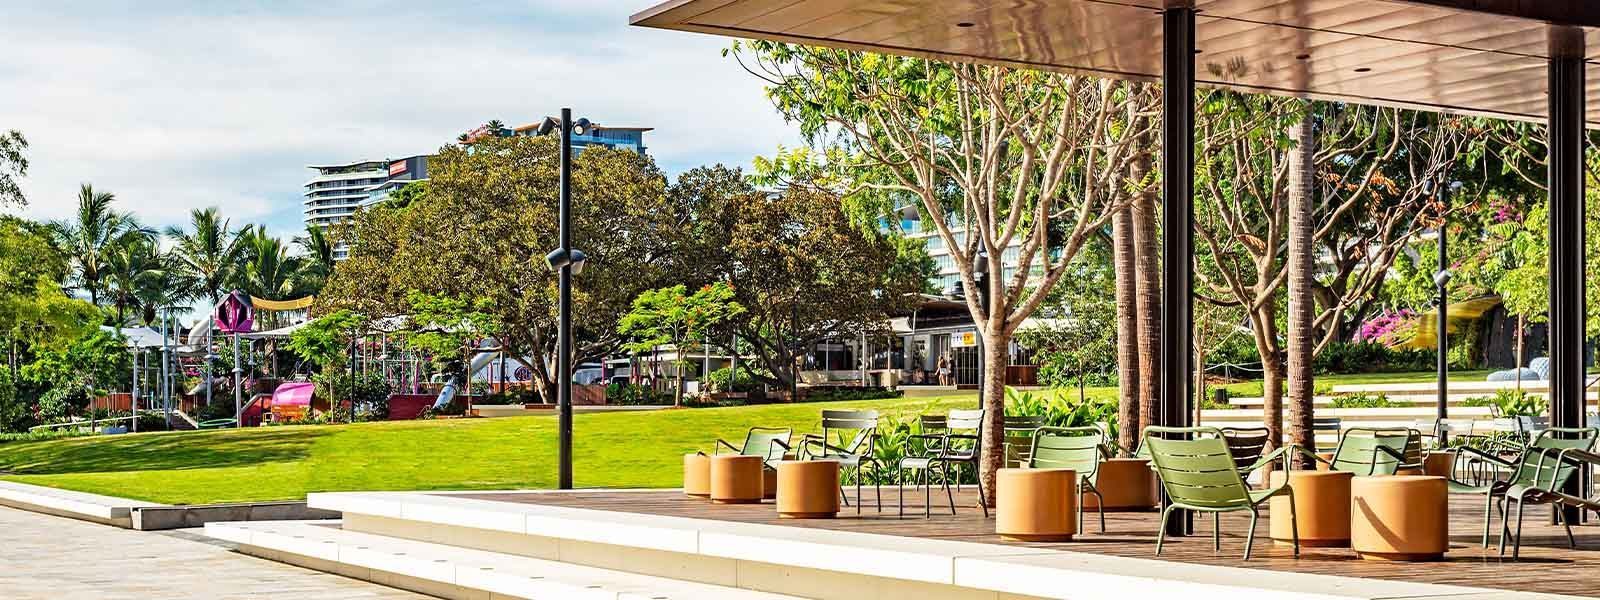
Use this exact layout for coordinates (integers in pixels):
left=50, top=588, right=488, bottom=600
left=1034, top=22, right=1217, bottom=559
left=1081, top=458, right=1158, bottom=511
left=1315, top=452, right=1336, bottom=471
left=1351, top=475, right=1448, bottom=561
left=684, top=453, right=712, bottom=497
left=996, top=468, right=1077, bottom=542
left=1269, top=470, right=1353, bottom=547
left=709, top=454, right=765, bottom=504
left=1423, top=451, right=1457, bottom=478
left=764, top=467, right=779, bottom=500
left=775, top=460, right=841, bottom=518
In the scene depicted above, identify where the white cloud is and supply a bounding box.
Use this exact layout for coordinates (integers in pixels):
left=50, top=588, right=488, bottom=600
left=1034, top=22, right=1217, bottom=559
left=0, top=1, right=798, bottom=233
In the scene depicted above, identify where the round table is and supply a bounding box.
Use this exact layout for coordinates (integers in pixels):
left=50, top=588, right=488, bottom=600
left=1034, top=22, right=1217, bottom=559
left=996, top=468, right=1077, bottom=542
left=1269, top=470, right=1353, bottom=547
left=683, top=453, right=712, bottom=497
left=775, top=460, right=841, bottom=518
left=1081, top=458, right=1158, bottom=511
left=1351, top=475, right=1448, bottom=561
left=709, top=454, right=765, bottom=504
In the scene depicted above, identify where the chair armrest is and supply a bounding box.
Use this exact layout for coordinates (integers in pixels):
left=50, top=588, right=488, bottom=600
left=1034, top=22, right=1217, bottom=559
left=1456, top=445, right=1516, bottom=469
left=1288, top=445, right=1331, bottom=467
left=714, top=439, right=740, bottom=455
left=1243, top=444, right=1298, bottom=474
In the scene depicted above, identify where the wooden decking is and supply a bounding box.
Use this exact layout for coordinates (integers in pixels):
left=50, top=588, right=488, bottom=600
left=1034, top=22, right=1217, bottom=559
left=464, top=487, right=1600, bottom=599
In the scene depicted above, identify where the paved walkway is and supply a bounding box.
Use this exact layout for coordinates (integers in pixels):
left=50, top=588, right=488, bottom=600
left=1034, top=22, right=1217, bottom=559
left=0, top=506, right=432, bottom=599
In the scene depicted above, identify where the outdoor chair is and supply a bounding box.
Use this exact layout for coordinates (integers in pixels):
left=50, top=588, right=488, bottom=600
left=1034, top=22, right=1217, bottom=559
left=798, top=409, right=882, bottom=514
left=1003, top=414, right=1046, bottom=468
left=1220, top=427, right=1271, bottom=475
left=899, top=409, right=988, bottom=518
left=1446, top=426, right=1598, bottom=555
left=1302, top=427, right=1422, bottom=476
left=1144, top=426, right=1299, bottom=560
left=1029, top=426, right=1108, bottom=533
left=713, top=426, right=792, bottom=469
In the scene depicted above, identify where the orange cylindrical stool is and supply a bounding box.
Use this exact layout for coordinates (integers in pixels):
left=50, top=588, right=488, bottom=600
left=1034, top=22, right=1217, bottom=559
left=709, top=454, right=765, bottom=504
left=763, top=467, right=779, bottom=499
left=1423, top=451, right=1456, bottom=478
left=684, top=453, right=712, bottom=497
left=775, top=460, right=841, bottom=518
left=1351, top=475, right=1448, bottom=561
left=996, top=468, right=1077, bottom=542
left=1081, top=458, right=1158, bottom=511
left=1315, top=452, right=1335, bottom=471
left=1269, top=470, right=1353, bottom=547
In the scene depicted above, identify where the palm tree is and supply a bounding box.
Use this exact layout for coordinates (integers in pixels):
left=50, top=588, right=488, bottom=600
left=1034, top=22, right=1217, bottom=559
left=236, top=226, right=306, bottom=301
left=103, top=233, right=167, bottom=325
left=294, top=224, right=336, bottom=294
left=50, top=184, right=146, bottom=307
left=166, top=207, right=243, bottom=306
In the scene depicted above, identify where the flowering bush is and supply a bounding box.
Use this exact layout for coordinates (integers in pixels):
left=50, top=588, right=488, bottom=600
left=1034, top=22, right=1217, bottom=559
left=1356, top=310, right=1419, bottom=347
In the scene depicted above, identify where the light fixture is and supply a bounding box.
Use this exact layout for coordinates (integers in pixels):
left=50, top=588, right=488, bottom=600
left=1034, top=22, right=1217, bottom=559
left=956, top=21, right=974, bottom=28
left=1295, top=53, right=1311, bottom=60
left=1433, top=269, right=1453, bottom=287
left=1354, top=67, right=1372, bottom=73
left=544, top=248, right=589, bottom=275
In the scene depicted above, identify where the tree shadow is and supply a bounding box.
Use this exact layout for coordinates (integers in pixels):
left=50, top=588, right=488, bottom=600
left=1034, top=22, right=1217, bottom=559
left=0, top=429, right=331, bottom=474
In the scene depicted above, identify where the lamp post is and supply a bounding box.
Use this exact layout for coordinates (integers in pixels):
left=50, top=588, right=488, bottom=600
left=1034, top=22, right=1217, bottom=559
left=1425, top=180, right=1461, bottom=443
left=542, top=108, right=592, bottom=490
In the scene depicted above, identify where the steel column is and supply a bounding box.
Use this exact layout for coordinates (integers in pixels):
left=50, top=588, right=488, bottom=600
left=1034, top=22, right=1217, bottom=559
left=1548, top=27, right=1586, bottom=521
left=1161, top=5, right=1197, bottom=537
left=557, top=107, right=575, bottom=490
left=1436, top=188, right=1449, bottom=438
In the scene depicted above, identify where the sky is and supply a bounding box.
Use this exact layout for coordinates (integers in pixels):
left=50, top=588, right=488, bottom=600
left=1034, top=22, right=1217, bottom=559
left=0, top=1, right=798, bottom=242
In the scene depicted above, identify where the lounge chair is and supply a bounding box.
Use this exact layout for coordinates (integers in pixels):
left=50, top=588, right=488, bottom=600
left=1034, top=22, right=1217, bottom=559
left=1002, top=414, right=1046, bottom=468
left=714, top=426, right=792, bottom=468
left=1301, top=427, right=1422, bottom=475
left=1145, top=426, right=1299, bottom=560
left=1029, top=426, right=1108, bottom=533
left=1220, top=427, right=1271, bottom=475
left=798, top=410, right=881, bottom=513
left=1446, top=426, right=1598, bottom=555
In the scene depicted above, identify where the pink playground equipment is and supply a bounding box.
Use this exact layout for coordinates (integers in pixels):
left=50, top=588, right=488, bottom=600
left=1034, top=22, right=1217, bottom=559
left=241, top=381, right=316, bottom=426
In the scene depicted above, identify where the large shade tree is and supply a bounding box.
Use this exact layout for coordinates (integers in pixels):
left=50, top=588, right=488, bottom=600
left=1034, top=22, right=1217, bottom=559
left=0, top=129, right=26, bottom=207
left=322, top=135, right=682, bottom=403
left=50, top=184, right=147, bottom=307
left=731, top=42, right=1160, bottom=503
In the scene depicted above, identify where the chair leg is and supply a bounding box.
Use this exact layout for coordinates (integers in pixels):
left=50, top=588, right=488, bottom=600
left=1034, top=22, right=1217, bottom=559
left=1212, top=512, right=1221, bottom=552
left=941, top=463, right=957, bottom=515
left=1498, top=497, right=1512, bottom=555
left=974, top=462, right=990, bottom=518
left=1513, top=498, right=1528, bottom=559
left=1287, top=493, right=1301, bottom=558
left=1556, top=503, right=1577, bottom=550
left=856, top=466, right=863, bottom=515
left=923, top=466, right=932, bottom=519
left=897, top=467, right=906, bottom=518
left=1481, top=493, right=1494, bottom=548
left=1244, top=509, right=1260, bottom=561
left=1156, top=506, right=1174, bottom=557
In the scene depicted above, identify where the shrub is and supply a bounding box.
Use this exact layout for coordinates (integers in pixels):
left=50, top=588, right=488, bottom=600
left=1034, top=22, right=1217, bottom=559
left=1328, top=392, right=1399, bottom=409
left=803, top=387, right=901, bottom=403
left=704, top=367, right=763, bottom=394
left=36, top=386, right=90, bottom=422
left=605, top=383, right=672, bottom=406
left=1313, top=342, right=1434, bottom=375
left=479, top=388, right=540, bottom=406
left=1004, top=387, right=1118, bottom=438
left=313, top=371, right=390, bottom=421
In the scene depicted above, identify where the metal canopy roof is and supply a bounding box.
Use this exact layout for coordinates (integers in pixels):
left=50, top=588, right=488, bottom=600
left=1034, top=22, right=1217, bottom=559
left=632, top=0, right=1600, bottom=124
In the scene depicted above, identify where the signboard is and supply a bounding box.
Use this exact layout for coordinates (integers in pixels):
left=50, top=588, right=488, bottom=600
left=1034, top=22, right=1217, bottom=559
left=388, top=160, right=407, bottom=176
left=950, top=330, right=979, bottom=348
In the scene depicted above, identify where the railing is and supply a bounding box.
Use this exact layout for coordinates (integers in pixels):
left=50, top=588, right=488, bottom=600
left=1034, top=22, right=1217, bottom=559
left=28, top=414, right=141, bottom=432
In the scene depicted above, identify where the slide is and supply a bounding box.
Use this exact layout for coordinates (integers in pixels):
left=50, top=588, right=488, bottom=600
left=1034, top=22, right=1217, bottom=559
left=432, top=351, right=516, bottom=411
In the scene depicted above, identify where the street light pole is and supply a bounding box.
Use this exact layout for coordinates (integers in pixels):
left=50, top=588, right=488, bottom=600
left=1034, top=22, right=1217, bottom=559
left=557, top=107, right=575, bottom=490
left=1435, top=184, right=1450, bottom=442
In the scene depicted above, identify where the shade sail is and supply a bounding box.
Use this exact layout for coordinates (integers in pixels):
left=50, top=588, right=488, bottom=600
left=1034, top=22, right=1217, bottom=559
left=632, top=0, right=1600, bottom=125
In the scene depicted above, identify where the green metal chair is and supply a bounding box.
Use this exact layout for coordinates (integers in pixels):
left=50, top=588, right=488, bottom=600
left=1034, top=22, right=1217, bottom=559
left=1220, top=427, right=1271, bottom=475
left=1003, top=414, right=1046, bottom=468
left=1308, top=427, right=1422, bottom=475
left=1446, top=426, right=1598, bottom=555
left=1144, top=426, right=1299, bottom=560
left=714, top=426, right=792, bottom=468
left=1029, top=426, right=1107, bottom=533
left=899, top=409, right=987, bottom=518
left=799, top=409, right=882, bottom=514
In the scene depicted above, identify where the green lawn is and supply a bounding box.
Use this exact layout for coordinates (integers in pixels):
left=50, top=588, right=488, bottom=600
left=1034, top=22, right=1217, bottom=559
left=0, top=369, right=1499, bottom=505
left=0, top=395, right=979, bottom=505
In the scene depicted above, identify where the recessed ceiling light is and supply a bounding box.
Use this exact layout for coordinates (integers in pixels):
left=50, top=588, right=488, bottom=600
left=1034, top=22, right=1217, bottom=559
left=1295, top=53, right=1311, bottom=60
left=1354, top=67, right=1372, bottom=73
left=956, top=22, right=975, bottom=28
left=1194, top=49, right=1203, bottom=54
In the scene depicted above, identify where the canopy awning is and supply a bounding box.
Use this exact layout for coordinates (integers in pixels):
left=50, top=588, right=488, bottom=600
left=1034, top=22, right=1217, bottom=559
left=633, top=0, right=1600, bottom=125
left=101, top=326, right=165, bottom=349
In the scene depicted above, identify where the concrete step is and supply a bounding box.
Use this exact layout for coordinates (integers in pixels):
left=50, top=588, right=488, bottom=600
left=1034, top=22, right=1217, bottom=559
left=1226, top=393, right=1524, bottom=407
left=0, top=480, right=166, bottom=528
left=205, top=520, right=804, bottom=600
left=1328, top=380, right=1552, bottom=395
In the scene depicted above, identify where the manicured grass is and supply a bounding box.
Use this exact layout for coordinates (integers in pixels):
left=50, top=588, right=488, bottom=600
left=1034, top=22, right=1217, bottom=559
left=0, top=369, right=1500, bottom=505
left=0, top=395, right=979, bottom=505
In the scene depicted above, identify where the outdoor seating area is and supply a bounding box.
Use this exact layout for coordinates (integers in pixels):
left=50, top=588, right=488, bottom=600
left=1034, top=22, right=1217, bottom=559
left=679, top=409, right=1600, bottom=571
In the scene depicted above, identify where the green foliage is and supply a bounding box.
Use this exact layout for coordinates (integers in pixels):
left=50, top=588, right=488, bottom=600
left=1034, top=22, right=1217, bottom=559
left=604, top=383, right=673, bottom=406
left=20, top=329, right=131, bottom=396
left=0, top=129, right=26, bottom=206
left=286, top=310, right=366, bottom=369
left=36, top=386, right=90, bottom=422
left=619, top=283, right=744, bottom=357
left=404, top=292, right=499, bottom=375
left=1312, top=342, right=1435, bottom=375
left=704, top=366, right=762, bottom=394
left=313, top=371, right=390, bottom=421
left=1003, top=387, right=1118, bottom=439
left=1462, top=389, right=1546, bottom=418
left=1328, top=393, right=1399, bottom=409
left=0, top=368, right=28, bottom=433
left=802, top=387, right=902, bottom=403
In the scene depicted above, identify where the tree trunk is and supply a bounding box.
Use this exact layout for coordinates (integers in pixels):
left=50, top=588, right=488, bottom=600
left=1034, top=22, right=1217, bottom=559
left=1258, top=327, right=1285, bottom=452
left=1112, top=205, right=1142, bottom=455
left=675, top=361, right=685, bottom=408
left=1132, top=183, right=1163, bottom=440
left=979, top=326, right=1008, bottom=508
left=1285, top=115, right=1317, bottom=466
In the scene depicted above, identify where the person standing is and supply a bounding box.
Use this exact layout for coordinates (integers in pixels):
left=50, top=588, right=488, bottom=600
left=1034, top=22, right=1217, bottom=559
left=937, top=354, right=951, bottom=386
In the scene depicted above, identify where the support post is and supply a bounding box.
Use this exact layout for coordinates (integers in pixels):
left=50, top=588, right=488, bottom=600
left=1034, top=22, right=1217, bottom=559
left=1436, top=188, right=1449, bottom=441
left=557, top=107, right=575, bottom=490
left=131, top=348, right=140, bottom=433
left=1160, top=4, right=1197, bottom=537
left=233, top=334, right=243, bottom=427
left=1548, top=27, right=1586, bottom=522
